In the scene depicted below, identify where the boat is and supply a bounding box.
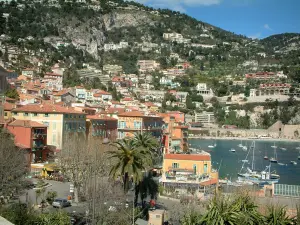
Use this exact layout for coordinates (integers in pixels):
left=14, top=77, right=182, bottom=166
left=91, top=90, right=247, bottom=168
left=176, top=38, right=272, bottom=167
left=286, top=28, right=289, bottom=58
left=278, top=163, right=285, bottom=166
left=208, top=133, right=218, bottom=148
left=280, top=147, right=287, bottom=151
left=208, top=145, right=214, bottom=148
left=296, top=146, right=300, bottom=150
left=238, top=140, right=243, bottom=148
left=298, top=151, right=300, bottom=160
left=264, top=156, right=269, bottom=160
left=241, top=159, right=249, bottom=163
left=269, top=145, right=278, bottom=163
left=291, top=161, right=297, bottom=165
left=238, top=141, right=280, bottom=184
left=269, top=158, right=278, bottom=163
left=230, top=148, right=236, bottom=152
left=271, top=142, right=277, bottom=148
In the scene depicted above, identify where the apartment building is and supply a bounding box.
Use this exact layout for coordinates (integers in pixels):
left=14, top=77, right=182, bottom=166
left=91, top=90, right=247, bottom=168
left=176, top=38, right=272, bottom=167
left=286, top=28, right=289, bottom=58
left=195, top=111, right=215, bottom=124
left=117, top=111, right=164, bottom=139
left=7, top=120, right=49, bottom=165
left=137, top=60, right=160, bottom=73
left=250, top=83, right=291, bottom=97
left=161, top=153, right=218, bottom=194
left=12, top=104, right=86, bottom=150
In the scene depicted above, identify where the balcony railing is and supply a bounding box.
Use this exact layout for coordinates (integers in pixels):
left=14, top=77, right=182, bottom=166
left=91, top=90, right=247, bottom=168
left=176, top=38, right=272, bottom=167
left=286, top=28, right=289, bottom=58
left=32, top=133, right=46, bottom=139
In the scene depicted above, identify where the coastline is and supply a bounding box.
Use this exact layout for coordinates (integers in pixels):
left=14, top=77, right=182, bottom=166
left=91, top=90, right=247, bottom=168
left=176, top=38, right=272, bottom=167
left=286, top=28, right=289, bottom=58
left=188, top=136, right=300, bottom=143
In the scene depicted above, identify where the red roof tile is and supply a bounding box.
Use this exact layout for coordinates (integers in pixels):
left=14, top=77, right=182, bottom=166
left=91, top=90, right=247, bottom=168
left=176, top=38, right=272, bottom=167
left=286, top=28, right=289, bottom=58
left=12, top=104, right=85, bottom=114
left=164, top=153, right=211, bottom=161
left=3, top=102, right=15, bottom=111
left=87, top=115, right=117, bottom=121
left=8, top=120, right=47, bottom=128
left=118, top=111, right=145, bottom=117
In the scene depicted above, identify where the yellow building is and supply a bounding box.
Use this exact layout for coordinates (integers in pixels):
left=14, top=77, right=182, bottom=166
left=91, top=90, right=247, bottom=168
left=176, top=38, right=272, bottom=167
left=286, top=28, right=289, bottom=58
left=117, top=111, right=164, bottom=139
left=162, top=153, right=218, bottom=193
left=12, top=104, right=86, bottom=150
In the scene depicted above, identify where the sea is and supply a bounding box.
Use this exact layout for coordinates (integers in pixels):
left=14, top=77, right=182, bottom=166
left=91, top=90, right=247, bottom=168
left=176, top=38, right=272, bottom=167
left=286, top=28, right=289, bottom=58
left=189, top=139, right=300, bottom=185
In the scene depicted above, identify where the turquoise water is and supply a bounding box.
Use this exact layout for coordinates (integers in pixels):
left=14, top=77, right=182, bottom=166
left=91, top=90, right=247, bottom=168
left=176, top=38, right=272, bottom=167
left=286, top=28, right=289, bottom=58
left=189, top=139, right=300, bottom=185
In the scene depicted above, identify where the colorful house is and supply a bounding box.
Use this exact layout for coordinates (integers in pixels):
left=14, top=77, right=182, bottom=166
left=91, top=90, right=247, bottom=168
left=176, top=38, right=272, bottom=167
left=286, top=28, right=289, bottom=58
left=86, top=114, right=118, bottom=141
left=117, top=111, right=164, bottom=139
left=162, top=153, right=218, bottom=193
left=12, top=104, right=86, bottom=150
left=7, top=120, right=49, bottom=166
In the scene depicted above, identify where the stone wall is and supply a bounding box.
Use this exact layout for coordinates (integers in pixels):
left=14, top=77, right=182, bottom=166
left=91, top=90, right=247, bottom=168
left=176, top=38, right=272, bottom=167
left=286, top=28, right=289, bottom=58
left=189, top=128, right=279, bottom=138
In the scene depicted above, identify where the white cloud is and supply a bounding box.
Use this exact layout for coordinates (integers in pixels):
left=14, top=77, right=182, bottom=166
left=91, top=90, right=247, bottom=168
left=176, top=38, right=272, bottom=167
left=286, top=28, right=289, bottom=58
left=249, top=32, right=261, bottom=39
left=263, top=24, right=272, bottom=31
left=132, top=0, right=222, bottom=12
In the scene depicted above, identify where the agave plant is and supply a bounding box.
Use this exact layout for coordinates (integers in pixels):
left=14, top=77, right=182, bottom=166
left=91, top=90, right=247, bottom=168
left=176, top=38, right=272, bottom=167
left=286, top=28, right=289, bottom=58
left=265, top=205, right=294, bottom=225
left=199, top=192, right=264, bottom=225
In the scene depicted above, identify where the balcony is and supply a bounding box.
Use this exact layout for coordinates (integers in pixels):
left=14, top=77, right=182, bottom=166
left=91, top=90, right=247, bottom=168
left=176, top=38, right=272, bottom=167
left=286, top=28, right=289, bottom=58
left=32, top=133, right=46, bottom=139
left=162, top=173, right=211, bottom=184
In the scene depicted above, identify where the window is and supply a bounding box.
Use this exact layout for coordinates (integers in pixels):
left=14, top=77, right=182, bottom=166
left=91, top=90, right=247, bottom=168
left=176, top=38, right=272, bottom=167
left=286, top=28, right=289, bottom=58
left=65, top=114, right=69, bottom=119
left=134, top=121, right=141, bottom=129
left=44, top=113, right=49, bottom=117
left=193, top=164, right=197, bottom=175
left=53, top=122, right=56, bottom=130
left=4, top=112, right=7, bottom=116
left=52, top=134, right=56, bottom=144
left=172, top=163, right=179, bottom=169
left=24, top=113, right=29, bottom=116
left=12, top=112, right=18, bottom=116
left=33, top=113, right=38, bottom=117
left=204, top=164, right=208, bottom=174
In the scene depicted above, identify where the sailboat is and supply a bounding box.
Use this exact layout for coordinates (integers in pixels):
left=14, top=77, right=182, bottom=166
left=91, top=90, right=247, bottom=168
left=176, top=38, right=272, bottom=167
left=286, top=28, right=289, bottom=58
left=238, top=140, right=243, bottom=148
left=208, top=132, right=217, bottom=148
left=238, top=141, right=280, bottom=184
left=271, top=142, right=277, bottom=148
left=269, top=145, right=278, bottom=163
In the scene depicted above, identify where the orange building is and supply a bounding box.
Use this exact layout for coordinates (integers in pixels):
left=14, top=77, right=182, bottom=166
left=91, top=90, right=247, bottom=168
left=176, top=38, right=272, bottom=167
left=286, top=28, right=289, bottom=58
left=86, top=114, right=118, bottom=141
left=160, top=113, right=188, bottom=153
left=162, top=153, right=218, bottom=193
left=7, top=120, right=49, bottom=166
left=117, top=111, right=164, bottom=139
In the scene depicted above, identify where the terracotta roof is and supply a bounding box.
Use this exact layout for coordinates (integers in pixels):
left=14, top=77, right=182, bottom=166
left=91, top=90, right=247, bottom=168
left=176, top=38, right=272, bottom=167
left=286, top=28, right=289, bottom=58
left=118, top=111, right=145, bottom=117
left=8, top=120, right=47, bottom=128
left=12, top=104, right=86, bottom=114
left=105, top=108, right=126, bottom=114
left=122, top=97, right=133, bottom=101
left=53, top=89, right=73, bottom=96
left=94, top=90, right=111, bottom=97
left=87, top=114, right=117, bottom=121
left=45, top=72, right=62, bottom=77
left=200, top=178, right=218, bottom=186
left=164, top=153, right=211, bottom=161
left=3, top=102, right=15, bottom=111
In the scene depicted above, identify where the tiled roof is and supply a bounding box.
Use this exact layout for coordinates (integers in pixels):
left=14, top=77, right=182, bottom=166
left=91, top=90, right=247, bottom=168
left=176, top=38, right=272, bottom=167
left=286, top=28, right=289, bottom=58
left=3, top=102, right=15, bottom=111
left=164, top=153, right=211, bottom=161
left=87, top=115, right=117, bottom=121
left=12, top=104, right=85, bottom=114
left=53, top=89, right=73, bottom=96
left=105, top=108, right=126, bottom=114
left=8, top=120, right=47, bottom=128
left=118, top=111, right=145, bottom=117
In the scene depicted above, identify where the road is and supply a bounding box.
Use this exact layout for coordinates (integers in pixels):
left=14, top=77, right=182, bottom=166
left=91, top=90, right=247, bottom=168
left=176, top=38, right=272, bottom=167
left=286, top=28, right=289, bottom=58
left=19, top=178, right=87, bottom=214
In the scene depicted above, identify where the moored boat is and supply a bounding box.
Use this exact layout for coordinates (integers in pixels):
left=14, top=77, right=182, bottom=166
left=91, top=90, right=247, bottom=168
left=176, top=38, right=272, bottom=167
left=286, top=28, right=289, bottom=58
left=230, top=148, right=236, bottom=152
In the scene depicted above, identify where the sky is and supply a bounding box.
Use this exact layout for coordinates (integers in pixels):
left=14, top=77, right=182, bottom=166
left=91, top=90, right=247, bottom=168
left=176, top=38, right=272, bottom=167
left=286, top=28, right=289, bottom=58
left=132, top=0, right=300, bottom=39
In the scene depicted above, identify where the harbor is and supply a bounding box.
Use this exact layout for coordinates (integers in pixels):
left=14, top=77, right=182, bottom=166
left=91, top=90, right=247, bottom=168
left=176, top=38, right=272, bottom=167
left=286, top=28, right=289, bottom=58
left=189, top=139, right=300, bottom=185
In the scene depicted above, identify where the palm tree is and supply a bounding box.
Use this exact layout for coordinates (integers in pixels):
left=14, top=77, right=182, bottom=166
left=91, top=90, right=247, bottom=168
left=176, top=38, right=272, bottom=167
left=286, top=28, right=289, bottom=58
left=133, top=132, right=160, bottom=155
left=108, top=138, right=152, bottom=193
left=137, top=172, right=158, bottom=208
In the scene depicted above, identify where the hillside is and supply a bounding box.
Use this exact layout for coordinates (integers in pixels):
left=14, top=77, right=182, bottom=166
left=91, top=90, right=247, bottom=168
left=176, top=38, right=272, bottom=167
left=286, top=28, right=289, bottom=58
left=0, top=0, right=299, bottom=76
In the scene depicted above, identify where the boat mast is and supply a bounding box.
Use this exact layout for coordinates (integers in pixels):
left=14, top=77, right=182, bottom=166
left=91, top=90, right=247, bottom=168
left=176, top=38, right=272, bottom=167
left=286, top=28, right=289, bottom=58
left=252, top=141, right=255, bottom=171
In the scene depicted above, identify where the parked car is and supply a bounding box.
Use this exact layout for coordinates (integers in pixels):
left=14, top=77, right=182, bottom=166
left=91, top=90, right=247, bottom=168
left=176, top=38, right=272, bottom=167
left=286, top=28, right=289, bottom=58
left=52, top=198, right=71, bottom=208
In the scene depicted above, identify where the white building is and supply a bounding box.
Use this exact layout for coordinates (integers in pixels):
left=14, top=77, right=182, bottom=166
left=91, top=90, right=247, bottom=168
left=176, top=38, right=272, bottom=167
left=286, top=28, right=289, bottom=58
left=196, top=83, right=214, bottom=97
left=195, top=111, right=215, bottom=124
